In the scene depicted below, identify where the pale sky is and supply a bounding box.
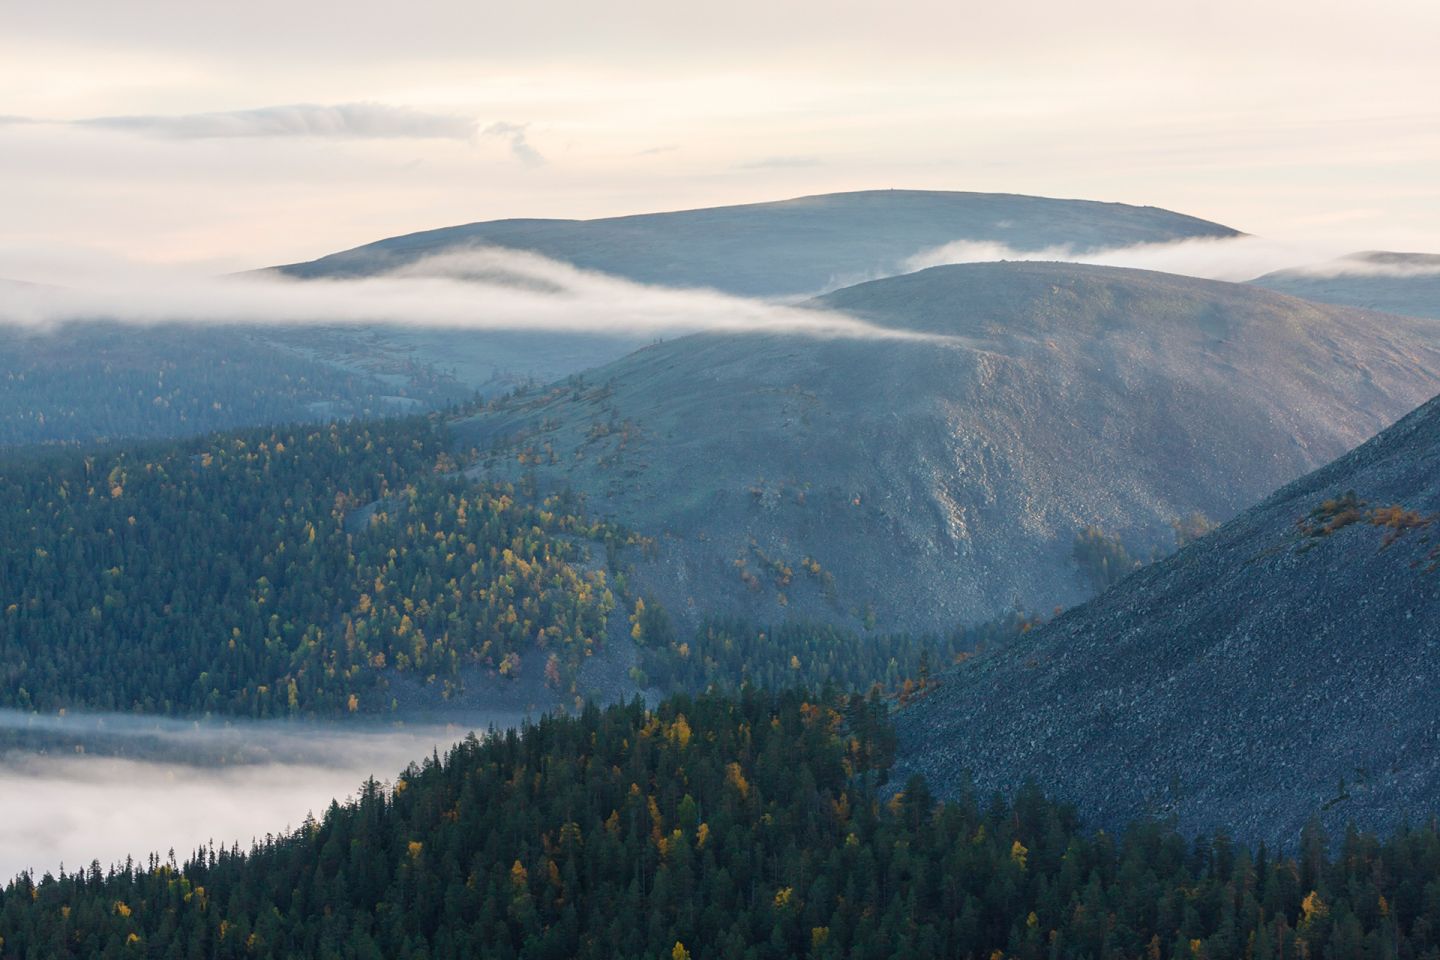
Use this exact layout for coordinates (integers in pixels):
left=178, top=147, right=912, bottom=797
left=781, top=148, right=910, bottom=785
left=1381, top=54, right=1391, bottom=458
left=2, top=0, right=1438, bottom=278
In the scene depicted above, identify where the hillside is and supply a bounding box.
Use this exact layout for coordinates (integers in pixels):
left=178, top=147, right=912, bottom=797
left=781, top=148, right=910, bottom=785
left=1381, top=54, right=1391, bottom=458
left=894, top=391, right=1440, bottom=846
left=455, top=261, right=1440, bottom=633
left=0, top=410, right=1048, bottom=721
left=275, top=189, right=1241, bottom=298
left=1251, top=251, right=1440, bottom=320
left=0, top=418, right=642, bottom=717
left=0, top=322, right=458, bottom=448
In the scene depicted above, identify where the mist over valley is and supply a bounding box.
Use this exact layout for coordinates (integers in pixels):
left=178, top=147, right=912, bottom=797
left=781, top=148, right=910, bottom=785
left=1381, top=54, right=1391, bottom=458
left=3, top=7, right=1440, bottom=953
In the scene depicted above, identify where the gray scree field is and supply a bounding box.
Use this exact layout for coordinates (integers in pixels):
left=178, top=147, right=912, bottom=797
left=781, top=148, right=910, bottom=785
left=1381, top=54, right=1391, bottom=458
left=895, top=389, right=1440, bottom=847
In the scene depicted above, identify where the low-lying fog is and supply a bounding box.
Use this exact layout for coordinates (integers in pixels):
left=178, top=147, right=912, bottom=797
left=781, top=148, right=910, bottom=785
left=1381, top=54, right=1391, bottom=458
left=0, top=707, right=526, bottom=882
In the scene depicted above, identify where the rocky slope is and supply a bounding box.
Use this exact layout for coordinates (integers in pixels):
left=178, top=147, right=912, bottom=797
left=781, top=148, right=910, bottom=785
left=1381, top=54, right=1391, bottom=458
left=894, top=390, right=1440, bottom=847
left=1252, top=251, right=1440, bottom=321
left=454, top=261, right=1440, bottom=633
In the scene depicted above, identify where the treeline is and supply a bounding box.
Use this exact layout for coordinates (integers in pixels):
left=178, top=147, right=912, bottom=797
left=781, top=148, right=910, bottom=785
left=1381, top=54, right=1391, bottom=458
left=0, top=395, right=1231, bottom=720
left=2, top=690, right=1439, bottom=959
left=0, top=416, right=629, bottom=716
left=630, top=607, right=1046, bottom=699
left=0, top=324, right=462, bottom=448
left=0, top=403, right=1047, bottom=718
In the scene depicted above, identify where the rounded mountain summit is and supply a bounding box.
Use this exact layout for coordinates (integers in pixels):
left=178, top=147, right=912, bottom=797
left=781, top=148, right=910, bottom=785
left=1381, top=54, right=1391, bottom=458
left=456, top=260, right=1440, bottom=632
left=265, top=189, right=1246, bottom=394
left=276, top=189, right=1240, bottom=298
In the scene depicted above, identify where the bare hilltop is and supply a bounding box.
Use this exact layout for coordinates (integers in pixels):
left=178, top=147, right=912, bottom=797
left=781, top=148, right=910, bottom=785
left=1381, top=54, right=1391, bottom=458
left=455, top=261, right=1440, bottom=632
left=275, top=189, right=1240, bottom=297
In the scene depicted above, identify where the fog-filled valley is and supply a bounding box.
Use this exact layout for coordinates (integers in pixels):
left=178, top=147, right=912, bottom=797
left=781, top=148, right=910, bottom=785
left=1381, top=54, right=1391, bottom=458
left=10, top=0, right=1440, bottom=948
left=4, top=53, right=1440, bottom=950
left=0, top=709, right=522, bottom=881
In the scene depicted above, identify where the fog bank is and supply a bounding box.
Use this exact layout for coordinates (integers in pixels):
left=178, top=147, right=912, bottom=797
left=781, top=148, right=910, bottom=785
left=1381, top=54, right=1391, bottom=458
left=0, top=708, right=524, bottom=881
left=0, top=247, right=948, bottom=343
left=903, top=235, right=1358, bottom=283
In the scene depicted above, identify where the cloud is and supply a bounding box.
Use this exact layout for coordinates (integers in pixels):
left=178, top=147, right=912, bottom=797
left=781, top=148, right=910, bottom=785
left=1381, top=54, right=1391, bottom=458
left=0, top=247, right=957, bottom=344
left=77, top=102, right=477, bottom=140
left=483, top=121, right=544, bottom=167
left=0, top=707, right=523, bottom=880
left=1263, top=251, right=1440, bottom=279
left=901, top=235, right=1362, bottom=283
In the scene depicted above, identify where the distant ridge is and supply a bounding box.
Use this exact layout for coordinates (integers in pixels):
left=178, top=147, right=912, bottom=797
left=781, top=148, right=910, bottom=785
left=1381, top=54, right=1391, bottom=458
left=275, top=189, right=1242, bottom=298
left=895, top=390, right=1440, bottom=846
left=1252, top=250, right=1440, bottom=320
left=0, top=193, right=1243, bottom=445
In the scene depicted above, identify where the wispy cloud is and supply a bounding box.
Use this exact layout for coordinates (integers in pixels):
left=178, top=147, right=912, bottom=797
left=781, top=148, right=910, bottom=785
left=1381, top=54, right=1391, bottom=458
left=76, top=102, right=478, bottom=140
left=1265, top=251, right=1440, bottom=279
left=0, top=247, right=958, bottom=344
left=483, top=121, right=545, bottom=167
left=902, top=235, right=1361, bottom=283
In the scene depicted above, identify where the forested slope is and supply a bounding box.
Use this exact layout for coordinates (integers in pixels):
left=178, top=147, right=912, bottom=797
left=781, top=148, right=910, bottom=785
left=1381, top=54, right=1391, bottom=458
left=0, top=409, right=1029, bottom=719
left=2, top=691, right=1436, bottom=960
left=0, top=417, right=628, bottom=716
left=0, top=323, right=458, bottom=448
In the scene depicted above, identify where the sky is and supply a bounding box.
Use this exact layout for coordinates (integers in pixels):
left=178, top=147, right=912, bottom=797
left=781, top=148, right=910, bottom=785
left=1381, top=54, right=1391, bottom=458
left=2, top=0, right=1439, bottom=277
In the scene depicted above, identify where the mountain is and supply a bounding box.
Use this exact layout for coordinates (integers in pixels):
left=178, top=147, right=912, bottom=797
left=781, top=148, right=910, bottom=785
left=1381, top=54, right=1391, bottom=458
left=454, top=261, right=1440, bottom=633
left=275, top=189, right=1242, bottom=298
left=1251, top=251, right=1440, bottom=320
left=893, top=391, right=1440, bottom=846
left=264, top=191, right=1241, bottom=396
left=2, top=193, right=1241, bottom=445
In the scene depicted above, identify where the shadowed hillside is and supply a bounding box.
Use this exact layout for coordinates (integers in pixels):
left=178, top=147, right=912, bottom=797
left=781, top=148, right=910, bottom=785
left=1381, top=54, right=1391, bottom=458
left=454, top=261, right=1440, bottom=633
left=895, top=391, right=1440, bottom=846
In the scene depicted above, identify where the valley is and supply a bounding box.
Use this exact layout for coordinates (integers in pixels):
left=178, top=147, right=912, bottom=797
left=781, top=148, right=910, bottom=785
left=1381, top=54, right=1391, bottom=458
left=0, top=709, right=522, bottom=882
left=8, top=0, right=1440, bottom=951
left=4, top=189, right=1440, bottom=957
